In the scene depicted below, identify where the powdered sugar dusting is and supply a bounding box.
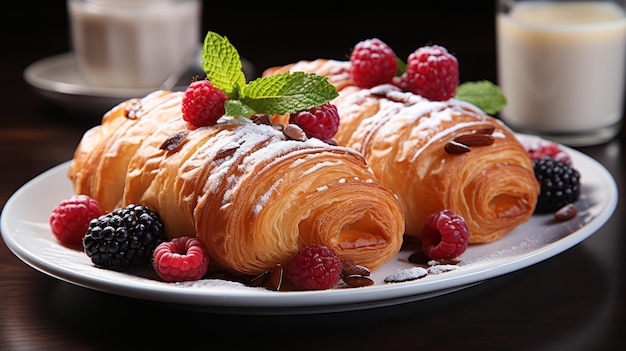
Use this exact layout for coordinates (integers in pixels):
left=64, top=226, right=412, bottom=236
left=253, top=177, right=284, bottom=215
left=365, top=93, right=494, bottom=163
left=316, top=185, right=328, bottom=192
left=302, top=159, right=343, bottom=176
left=428, top=264, right=460, bottom=274
left=384, top=266, right=428, bottom=283
left=199, top=122, right=365, bottom=215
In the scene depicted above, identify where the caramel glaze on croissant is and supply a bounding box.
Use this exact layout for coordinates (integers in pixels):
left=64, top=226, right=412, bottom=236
left=264, top=60, right=540, bottom=244
left=68, top=90, right=405, bottom=275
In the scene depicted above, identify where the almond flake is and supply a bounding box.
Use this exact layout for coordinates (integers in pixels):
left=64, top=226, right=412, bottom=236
left=445, top=140, right=471, bottom=154
left=283, top=123, right=307, bottom=141
left=473, top=125, right=496, bottom=134
left=341, top=259, right=371, bottom=277
left=124, top=98, right=143, bottom=119
left=159, top=130, right=189, bottom=151
left=343, top=275, right=375, bottom=287
left=554, top=203, right=578, bottom=221
left=453, top=133, right=495, bottom=146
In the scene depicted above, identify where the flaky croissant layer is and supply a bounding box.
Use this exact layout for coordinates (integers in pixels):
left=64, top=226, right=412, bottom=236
left=68, top=90, right=405, bottom=275
left=264, top=60, right=540, bottom=244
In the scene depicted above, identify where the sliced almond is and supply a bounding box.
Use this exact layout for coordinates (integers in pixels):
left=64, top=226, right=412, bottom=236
left=554, top=203, right=578, bottom=221
left=283, top=123, right=307, bottom=141
left=341, top=259, right=371, bottom=277
left=159, top=130, right=189, bottom=151
left=124, top=98, right=143, bottom=119
left=453, top=133, right=495, bottom=146
left=445, top=140, right=471, bottom=154
left=251, top=113, right=271, bottom=125
left=343, top=275, right=375, bottom=288
left=473, top=125, right=496, bottom=135
left=214, top=144, right=239, bottom=161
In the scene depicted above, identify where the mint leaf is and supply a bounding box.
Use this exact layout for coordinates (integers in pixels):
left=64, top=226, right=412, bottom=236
left=201, top=32, right=246, bottom=99
left=238, top=72, right=339, bottom=115
left=455, top=80, right=507, bottom=115
left=224, top=100, right=257, bottom=117
left=200, top=31, right=338, bottom=118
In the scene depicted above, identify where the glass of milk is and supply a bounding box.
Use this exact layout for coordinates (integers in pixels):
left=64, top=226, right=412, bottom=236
left=496, top=0, right=626, bottom=146
left=67, top=0, right=201, bottom=89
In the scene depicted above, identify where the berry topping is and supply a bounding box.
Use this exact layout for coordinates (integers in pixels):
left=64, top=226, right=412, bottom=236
left=287, top=244, right=342, bottom=290
left=527, top=142, right=572, bottom=164
left=421, top=209, right=469, bottom=260
left=533, top=156, right=581, bottom=214
left=394, top=45, right=459, bottom=101
left=182, top=79, right=229, bottom=127
left=83, top=204, right=166, bottom=271
left=152, top=236, right=209, bottom=282
left=289, top=102, right=340, bottom=140
left=349, top=38, right=398, bottom=88
left=49, top=195, right=103, bottom=247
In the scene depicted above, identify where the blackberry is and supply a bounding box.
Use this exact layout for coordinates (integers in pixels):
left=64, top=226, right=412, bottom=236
left=533, top=156, right=581, bottom=214
left=83, top=204, right=166, bottom=271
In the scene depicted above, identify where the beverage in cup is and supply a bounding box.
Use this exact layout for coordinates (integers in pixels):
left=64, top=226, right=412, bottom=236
left=496, top=0, right=626, bottom=146
left=68, top=0, right=201, bottom=89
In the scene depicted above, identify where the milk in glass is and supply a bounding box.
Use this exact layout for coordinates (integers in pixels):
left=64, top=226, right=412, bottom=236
left=68, top=0, right=201, bottom=89
left=496, top=1, right=626, bottom=146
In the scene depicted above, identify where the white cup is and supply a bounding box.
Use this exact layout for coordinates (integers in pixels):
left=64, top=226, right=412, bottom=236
left=496, top=0, right=626, bottom=146
left=67, top=0, right=201, bottom=89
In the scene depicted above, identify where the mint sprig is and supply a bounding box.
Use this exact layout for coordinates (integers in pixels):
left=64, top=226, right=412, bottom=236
left=455, top=80, right=507, bottom=115
left=201, top=31, right=338, bottom=117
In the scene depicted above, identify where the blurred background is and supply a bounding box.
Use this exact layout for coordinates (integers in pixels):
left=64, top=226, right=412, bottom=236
left=2, top=1, right=497, bottom=119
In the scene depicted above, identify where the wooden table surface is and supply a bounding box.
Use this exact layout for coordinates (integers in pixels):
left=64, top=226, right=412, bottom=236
left=1, top=2, right=624, bottom=350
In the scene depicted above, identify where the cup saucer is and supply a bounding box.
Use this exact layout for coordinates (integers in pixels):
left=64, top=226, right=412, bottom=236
left=23, top=50, right=256, bottom=116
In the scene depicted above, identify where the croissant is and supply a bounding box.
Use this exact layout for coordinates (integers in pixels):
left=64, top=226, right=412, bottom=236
left=263, top=59, right=540, bottom=244
left=68, top=90, right=405, bottom=275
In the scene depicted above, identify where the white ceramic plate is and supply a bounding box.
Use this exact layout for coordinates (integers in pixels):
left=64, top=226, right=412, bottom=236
left=23, top=50, right=255, bottom=115
left=0, top=145, right=617, bottom=315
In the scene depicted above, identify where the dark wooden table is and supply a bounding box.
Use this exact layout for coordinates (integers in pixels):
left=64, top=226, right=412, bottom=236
left=2, top=2, right=624, bottom=350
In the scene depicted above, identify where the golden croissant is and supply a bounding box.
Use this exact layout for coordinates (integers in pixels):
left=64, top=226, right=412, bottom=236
left=68, top=90, right=405, bottom=275
left=264, top=59, right=540, bottom=244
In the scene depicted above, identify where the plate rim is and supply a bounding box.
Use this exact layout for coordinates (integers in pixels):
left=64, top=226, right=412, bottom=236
left=0, top=145, right=618, bottom=314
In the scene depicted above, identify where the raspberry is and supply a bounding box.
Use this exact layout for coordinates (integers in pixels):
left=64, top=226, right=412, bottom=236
left=394, top=45, right=459, bottom=101
left=49, top=195, right=103, bottom=247
left=287, top=244, right=342, bottom=290
left=152, top=236, right=209, bottom=282
left=289, top=102, right=340, bottom=140
left=527, top=143, right=572, bottom=164
left=533, top=156, right=581, bottom=214
left=421, top=209, right=469, bottom=260
left=181, top=79, right=229, bottom=127
left=83, top=204, right=166, bottom=271
left=349, top=38, right=398, bottom=88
